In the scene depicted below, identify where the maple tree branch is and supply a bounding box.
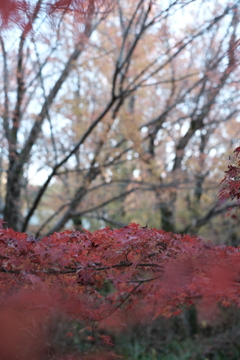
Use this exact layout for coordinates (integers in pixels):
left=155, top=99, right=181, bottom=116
left=140, top=72, right=199, bottom=88
left=141, top=75, right=208, bottom=129
left=181, top=202, right=240, bottom=233
left=85, top=262, right=164, bottom=271
left=95, top=282, right=143, bottom=323
left=70, top=188, right=140, bottom=218
left=86, top=214, right=127, bottom=228
left=35, top=203, right=71, bottom=237
left=96, top=272, right=165, bottom=322
left=0, top=261, right=164, bottom=276
left=1, top=266, right=22, bottom=285
left=129, top=274, right=165, bottom=284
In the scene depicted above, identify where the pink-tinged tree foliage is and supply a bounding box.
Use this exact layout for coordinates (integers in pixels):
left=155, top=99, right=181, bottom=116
left=0, top=0, right=109, bottom=31
left=218, top=146, right=240, bottom=205
left=0, top=190, right=240, bottom=360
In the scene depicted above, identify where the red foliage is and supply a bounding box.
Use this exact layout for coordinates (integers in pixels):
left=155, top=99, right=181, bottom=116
left=0, top=0, right=110, bottom=31
left=218, top=146, right=240, bottom=204
left=0, top=0, right=27, bottom=30
left=47, top=0, right=107, bottom=13
left=1, top=221, right=240, bottom=357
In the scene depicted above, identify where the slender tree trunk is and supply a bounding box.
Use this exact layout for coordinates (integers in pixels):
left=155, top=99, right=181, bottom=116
left=3, top=155, right=23, bottom=231
left=182, top=306, right=199, bottom=338
left=159, top=202, right=175, bottom=233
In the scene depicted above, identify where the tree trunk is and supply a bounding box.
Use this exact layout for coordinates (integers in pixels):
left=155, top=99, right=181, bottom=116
left=3, top=156, right=23, bottom=231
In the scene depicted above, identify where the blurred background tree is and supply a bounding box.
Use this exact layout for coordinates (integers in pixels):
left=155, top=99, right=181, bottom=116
left=0, top=0, right=240, bottom=243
